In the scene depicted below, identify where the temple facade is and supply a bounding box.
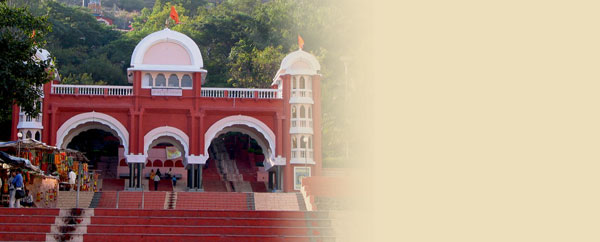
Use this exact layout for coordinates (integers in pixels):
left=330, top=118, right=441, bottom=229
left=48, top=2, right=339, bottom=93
left=11, top=28, right=323, bottom=192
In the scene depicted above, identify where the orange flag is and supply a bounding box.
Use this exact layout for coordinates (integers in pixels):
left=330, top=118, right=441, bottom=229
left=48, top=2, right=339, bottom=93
left=170, top=6, right=180, bottom=24
left=298, top=35, right=304, bottom=50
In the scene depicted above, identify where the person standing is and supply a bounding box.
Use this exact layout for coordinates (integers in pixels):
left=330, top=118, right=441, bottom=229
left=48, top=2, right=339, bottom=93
left=8, top=171, right=14, bottom=208
left=172, top=175, right=177, bottom=187
left=68, top=170, right=77, bottom=191
left=153, top=173, right=160, bottom=191
left=11, top=170, right=23, bottom=208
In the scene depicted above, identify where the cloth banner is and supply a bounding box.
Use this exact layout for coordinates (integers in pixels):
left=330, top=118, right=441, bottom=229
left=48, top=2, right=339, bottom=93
left=166, top=146, right=181, bottom=159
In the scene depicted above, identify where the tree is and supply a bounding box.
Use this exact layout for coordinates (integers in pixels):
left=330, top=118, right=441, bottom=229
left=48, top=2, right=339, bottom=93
left=0, top=3, right=54, bottom=121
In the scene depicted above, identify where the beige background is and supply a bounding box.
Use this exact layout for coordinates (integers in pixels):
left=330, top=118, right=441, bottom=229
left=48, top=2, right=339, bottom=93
left=349, top=0, right=600, bottom=241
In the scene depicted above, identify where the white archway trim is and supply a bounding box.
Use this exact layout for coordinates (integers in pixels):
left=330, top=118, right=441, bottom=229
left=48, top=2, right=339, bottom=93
left=56, top=111, right=129, bottom=154
left=130, top=28, right=203, bottom=69
left=143, top=126, right=190, bottom=157
left=204, top=115, right=276, bottom=161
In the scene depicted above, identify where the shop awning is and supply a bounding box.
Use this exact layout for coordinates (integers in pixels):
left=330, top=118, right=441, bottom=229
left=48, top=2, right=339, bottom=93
left=0, top=150, right=42, bottom=173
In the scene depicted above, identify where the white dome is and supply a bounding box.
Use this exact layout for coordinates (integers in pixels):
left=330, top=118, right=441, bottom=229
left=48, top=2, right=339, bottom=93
left=129, top=28, right=205, bottom=72
left=272, top=49, right=320, bottom=85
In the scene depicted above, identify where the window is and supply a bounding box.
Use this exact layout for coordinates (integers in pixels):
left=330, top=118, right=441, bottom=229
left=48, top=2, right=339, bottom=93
left=35, top=131, right=40, bottom=141
left=26, top=131, right=31, bottom=139
left=292, top=106, right=297, bottom=118
left=300, top=136, right=306, bottom=148
left=181, top=75, right=192, bottom=88
left=168, top=74, right=179, bottom=87
left=300, top=106, right=306, bottom=118
left=143, top=74, right=152, bottom=87
left=292, top=136, right=297, bottom=148
left=293, top=76, right=297, bottom=89
left=155, top=74, right=166, bottom=87
left=308, top=106, right=312, bottom=119
left=300, top=76, right=305, bottom=89
left=308, top=136, right=312, bottom=148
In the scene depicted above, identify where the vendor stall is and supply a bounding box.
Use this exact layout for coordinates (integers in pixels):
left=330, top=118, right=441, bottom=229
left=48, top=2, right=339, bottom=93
left=0, top=139, right=93, bottom=208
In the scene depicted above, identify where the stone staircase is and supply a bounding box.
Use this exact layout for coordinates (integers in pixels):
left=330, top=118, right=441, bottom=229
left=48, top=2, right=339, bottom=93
left=57, top=191, right=95, bottom=208
left=165, top=191, right=177, bottom=209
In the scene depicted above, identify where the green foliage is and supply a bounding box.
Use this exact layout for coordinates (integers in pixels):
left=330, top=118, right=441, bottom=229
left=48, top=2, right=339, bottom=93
left=61, top=73, right=106, bottom=85
left=0, top=3, right=54, bottom=121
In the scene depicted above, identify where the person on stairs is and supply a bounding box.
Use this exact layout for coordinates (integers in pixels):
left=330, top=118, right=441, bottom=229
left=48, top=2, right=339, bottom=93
left=68, top=169, right=77, bottom=191
left=11, top=170, right=23, bottom=208
left=8, top=171, right=14, bottom=208
left=153, top=172, right=161, bottom=191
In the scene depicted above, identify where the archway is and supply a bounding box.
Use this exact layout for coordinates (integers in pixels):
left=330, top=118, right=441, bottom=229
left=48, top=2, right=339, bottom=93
left=142, top=126, right=189, bottom=191
left=56, top=112, right=129, bottom=189
left=204, top=115, right=277, bottom=192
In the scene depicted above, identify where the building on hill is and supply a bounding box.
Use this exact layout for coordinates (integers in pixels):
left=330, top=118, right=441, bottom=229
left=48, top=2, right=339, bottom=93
left=11, top=28, right=324, bottom=193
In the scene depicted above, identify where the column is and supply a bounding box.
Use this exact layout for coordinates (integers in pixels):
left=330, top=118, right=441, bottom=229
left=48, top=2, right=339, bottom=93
left=128, top=163, right=133, bottom=188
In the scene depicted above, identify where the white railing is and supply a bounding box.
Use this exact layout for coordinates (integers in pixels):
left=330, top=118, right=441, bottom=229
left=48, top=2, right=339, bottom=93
left=51, top=84, right=133, bottom=96
left=291, top=89, right=312, bottom=98
left=201, top=87, right=280, bottom=99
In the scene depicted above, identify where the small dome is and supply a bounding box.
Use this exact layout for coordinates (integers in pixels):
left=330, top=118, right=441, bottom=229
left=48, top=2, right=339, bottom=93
left=279, top=50, right=320, bottom=75
left=272, top=50, right=320, bottom=86
left=129, top=28, right=204, bottom=72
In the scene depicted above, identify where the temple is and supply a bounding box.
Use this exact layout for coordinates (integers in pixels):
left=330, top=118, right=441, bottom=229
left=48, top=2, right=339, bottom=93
left=11, top=28, right=323, bottom=193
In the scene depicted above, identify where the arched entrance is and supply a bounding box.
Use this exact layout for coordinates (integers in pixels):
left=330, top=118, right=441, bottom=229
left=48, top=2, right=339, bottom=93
left=56, top=112, right=129, bottom=190
left=204, top=115, right=280, bottom=192
left=135, top=126, right=189, bottom=191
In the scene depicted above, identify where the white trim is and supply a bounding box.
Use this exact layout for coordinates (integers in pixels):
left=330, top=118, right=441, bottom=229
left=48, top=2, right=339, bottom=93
left=130, top=28, right=204, bottom=68
left=204, top=115, right=276, bottom=161
left=55, top=112, right=129, bottom=154
left=186, top=154, right=209, bottom=166
left=143, top=126, right=190, bottom=157
left=126, top=154, right=146, bottom=163
left=128, top=66, right=207, bottom=72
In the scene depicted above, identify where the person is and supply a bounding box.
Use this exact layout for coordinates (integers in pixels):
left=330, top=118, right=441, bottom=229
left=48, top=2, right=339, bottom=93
left=153, top=172, right=160, bottom=190
left=8, top=171, right=14, bottom=208
left=156, top=169, right=162, bottom=178
left=20, top=189, right=34, bottom=207
left=68, top=170, right=77, bottom=191
left=172, top=175, right=177, bottom=187
left=165, top=168, right=172, bottom=178
left=11, top=170, right=23, bottom=208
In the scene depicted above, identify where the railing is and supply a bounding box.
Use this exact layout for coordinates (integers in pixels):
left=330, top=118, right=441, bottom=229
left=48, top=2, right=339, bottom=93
left=51, top=84, right=133, bottom=96
left=51, top=84, right=280, bottom=99
left=201, top=87, right=280, bottom=99
left=291, top=89, right=312, bottom=98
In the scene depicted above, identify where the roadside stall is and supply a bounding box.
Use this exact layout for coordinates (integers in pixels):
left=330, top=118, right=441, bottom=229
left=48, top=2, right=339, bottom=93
left=0, top=139, right=92, bottom=208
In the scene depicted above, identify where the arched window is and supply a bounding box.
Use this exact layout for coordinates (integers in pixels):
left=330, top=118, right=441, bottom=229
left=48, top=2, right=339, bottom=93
left=26, top=131, right=31, bottom=139
left=143, top=73, right=153, bottom=87
left=308, top=106, right=312, bottom=119
left=35, top=131, right=40, bottom=141
left=308, top=136, right=312, bottom=148
left=168, top=74, right=179, bottom=87
left=300, top=76, right=305, bottom=89
left=292, top=106, right=297, bottom=118
left=300, top=106, right=306, bottom=118
left=292, top=76, right=297, bottom=89
left=181, top=74, right=192, bottom=88
left=300, top=136, right=306, bottom=148
left=292, top=136, right=297, bottom=148
left=155, top=74, right=166, bottom=87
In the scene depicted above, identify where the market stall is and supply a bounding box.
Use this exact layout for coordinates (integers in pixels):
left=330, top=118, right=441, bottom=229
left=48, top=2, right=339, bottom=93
left=0, top=139, right=94, bottom=208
